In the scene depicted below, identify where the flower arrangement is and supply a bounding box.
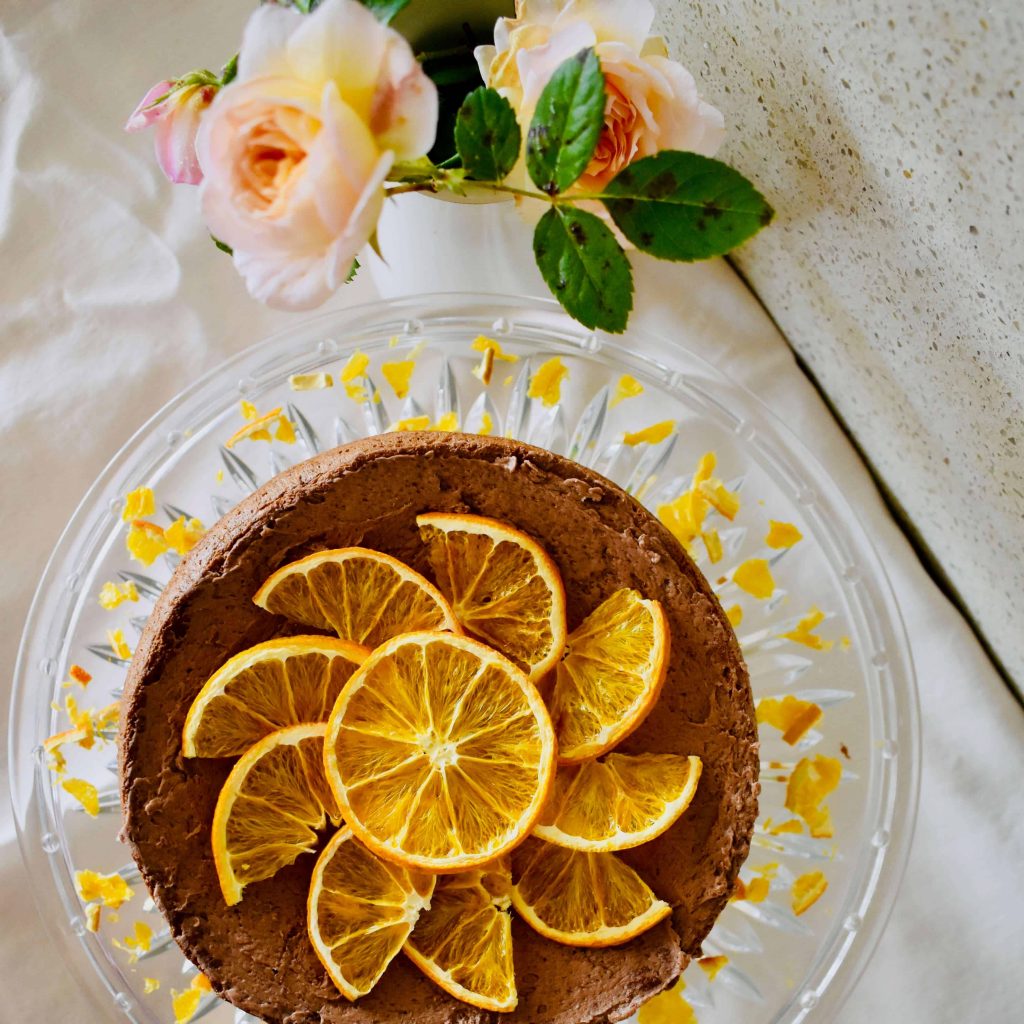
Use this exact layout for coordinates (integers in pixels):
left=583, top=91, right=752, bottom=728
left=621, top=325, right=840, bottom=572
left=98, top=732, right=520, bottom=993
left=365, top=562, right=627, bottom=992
left=127, top=0, right=772, bottom=333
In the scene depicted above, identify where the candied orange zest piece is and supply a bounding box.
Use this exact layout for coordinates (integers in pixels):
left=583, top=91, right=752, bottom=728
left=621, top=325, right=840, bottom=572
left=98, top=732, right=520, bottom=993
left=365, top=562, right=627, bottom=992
left=528, top=356, right=568, bottom=407
left=126, top=520, right=169, bottom=566
left=288, top=372, right=333, bottom=391
left=434, top=411, right=458, bottom=431
left=144, top=978, right=161, bottom=994
left=68, top=664, right=92, bottom=686
left=792, top=871, right=828, bottom=915
left=107, top=628, right=132, bottom=660
left=610, top=374, right=644, bottom=408
left=785, top=755, right=842, bottom=838
left=623, top=420, right=674, bottom=446
left=698, top=478, right=740, bottom=520
left=472, top=335, right=518, bottom=362
left=171, top=988, right=202, bottom=1023
left=121, top=487, right=155, bottom=522
left=725, top=603, right=743, bottom=627
left=225, top=407, right=294, bottom=449
left=701, top=529, right=723, bottom=564
left=780, top=606, right=834, bottom=651
left=381, top=359, right=416, bottom=399
left=474, top=343, right=497, bottom=385
left=766, top=520, right=803, bottom=548
left=478, top=411, right=494, bottom=436
left=744, top=876, right=770, bottom=902
left=63, top=778, right=99, bottom=816
left=165, top=516, right=205, bottom=556
left=757, top=695, right=824, bottom=744
left=636, top=977, right=697, bottom=1024
left=76, top=870, right=134, bottom=909
left=98, top=580, right=138, bottom=610
left=733, top=558, right=775, bottom=599
left=698, top=955, right=728, bottom=981
left=390, top=415, right=431, bottom=432
left=240, top=400, right=258, bottom=420
left=113, top=921, right=154, bottom=961
left=769, top=818, right=804, bottom=835
left=85, top=904, right=102, bottom=932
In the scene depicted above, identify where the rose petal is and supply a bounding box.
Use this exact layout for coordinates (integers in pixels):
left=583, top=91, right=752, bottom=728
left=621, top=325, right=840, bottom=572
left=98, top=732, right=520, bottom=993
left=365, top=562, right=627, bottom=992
left=371, top=32, right=438, bottom=160
left=125, top=80, right=175, bottom=133
left=557, top=0, right=655, bottom=52
left=237, top=2, right=302, bottom=81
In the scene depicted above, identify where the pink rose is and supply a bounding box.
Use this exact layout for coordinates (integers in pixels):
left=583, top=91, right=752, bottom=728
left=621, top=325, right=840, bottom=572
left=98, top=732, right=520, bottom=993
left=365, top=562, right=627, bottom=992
left=197, top=0, right=437, bottom=311
left=125, top=78, right=217, bottom=186
left=476, top=0, right=725, bottom=192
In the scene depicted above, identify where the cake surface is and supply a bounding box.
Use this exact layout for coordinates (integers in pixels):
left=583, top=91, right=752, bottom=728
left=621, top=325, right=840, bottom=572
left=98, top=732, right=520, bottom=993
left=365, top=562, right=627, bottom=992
left=119, top=431, right=758, bottom=1024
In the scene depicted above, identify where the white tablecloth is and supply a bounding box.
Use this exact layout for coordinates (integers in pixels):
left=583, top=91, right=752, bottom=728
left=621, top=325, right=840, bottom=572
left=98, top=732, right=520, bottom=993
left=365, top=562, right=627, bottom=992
left=1, top=3, right=1022, bottom=1023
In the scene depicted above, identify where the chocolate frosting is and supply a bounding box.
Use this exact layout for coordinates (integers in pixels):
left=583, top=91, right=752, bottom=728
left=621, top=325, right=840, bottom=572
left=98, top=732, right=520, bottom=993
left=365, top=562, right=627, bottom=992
left=119, top=432, right=758, bottom=1024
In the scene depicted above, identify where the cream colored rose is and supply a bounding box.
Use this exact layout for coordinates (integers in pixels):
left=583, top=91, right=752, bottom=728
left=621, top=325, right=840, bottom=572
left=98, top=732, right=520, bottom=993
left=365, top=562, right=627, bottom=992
left=476, top=0, right=724, bottom=191
left=197, top=0, right=437, bottom=310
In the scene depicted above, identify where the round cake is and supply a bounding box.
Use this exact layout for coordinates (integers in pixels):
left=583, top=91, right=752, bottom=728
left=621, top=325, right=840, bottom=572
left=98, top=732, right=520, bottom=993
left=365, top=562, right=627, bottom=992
left=119, top=431, right=758, bottom=1024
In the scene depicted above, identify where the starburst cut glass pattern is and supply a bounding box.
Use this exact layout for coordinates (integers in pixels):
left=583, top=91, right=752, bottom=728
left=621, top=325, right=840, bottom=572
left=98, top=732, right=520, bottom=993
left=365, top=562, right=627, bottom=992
left=12, top=300, right=916, bottom=1024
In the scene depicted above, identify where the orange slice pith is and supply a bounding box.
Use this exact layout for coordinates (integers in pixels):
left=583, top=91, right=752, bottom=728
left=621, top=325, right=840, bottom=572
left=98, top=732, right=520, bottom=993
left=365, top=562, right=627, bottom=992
left=253, top=547, right=459, bottom=648
left=550, top=589, right=670, bottom=763
left=416, top=513, right=567, bottom=680
left=183, top=636, right=368, bottom=758
left=511, top=840, right=671, bottom=947
left=324, top=631, right=556, bottom=872
left=308, top=828, right=434, bottom=1000
left=212, top=723, right=340, bottom=906
left=405, top=861, right=516, bottom=1012
left=533, top=753, right=702, bottom=852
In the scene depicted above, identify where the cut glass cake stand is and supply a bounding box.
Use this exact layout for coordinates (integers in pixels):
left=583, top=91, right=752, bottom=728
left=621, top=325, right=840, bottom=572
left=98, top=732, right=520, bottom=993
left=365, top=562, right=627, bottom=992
left=9, top=293, right=919, bottom=1024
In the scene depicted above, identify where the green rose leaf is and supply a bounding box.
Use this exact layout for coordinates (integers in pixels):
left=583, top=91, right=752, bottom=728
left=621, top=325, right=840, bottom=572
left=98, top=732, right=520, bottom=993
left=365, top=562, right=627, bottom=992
left=454, top=87, right=521, bottom=181
left=294, top=0, right=410, bottom=21
left=533, top=206, right=633, bottom=333
left=601, top=151, right=774, bottom=261
left=526, top=48, right=606, bottom=195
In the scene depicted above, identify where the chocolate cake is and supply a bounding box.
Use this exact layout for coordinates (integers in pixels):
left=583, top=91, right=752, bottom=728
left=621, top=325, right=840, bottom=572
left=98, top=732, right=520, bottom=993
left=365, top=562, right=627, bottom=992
left=119, top=431, right=758, bottom=1024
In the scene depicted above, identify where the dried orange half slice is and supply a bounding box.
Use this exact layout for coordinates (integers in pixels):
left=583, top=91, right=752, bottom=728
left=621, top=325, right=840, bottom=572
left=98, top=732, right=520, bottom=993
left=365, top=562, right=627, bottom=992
left=324, top=631, right=556, bottom=872
left=405, top=862, right=516, bottom=1012
left=417, top=513, right=567, bottom=680
left=253, top=548, right=459, bottom=648
left=512, top=840, right=671, bottom=947
left=308, top=828, right=433, bottom=1000
left=211, top=723, right=340, bottom=906
left=550, top=589, right=670, bottom=763
left=533, top=753, right=702, bottom=852
left=183, top=636, right=367, bottom=758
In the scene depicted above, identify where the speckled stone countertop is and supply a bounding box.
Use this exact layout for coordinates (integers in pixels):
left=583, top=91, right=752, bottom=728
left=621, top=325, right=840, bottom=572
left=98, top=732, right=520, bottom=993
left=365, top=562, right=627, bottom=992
left=659, top=0, right=1023, bottom=686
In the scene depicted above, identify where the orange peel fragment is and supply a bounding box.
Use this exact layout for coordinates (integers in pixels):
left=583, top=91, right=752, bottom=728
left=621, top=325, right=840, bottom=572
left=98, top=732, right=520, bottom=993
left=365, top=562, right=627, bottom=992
left=733, top=558, right=775, bottom=599
left=766, top=520, right=803, bottom=548
left=780, top=607, right=834, bottom=650
left=792, top=871, right=828, bottom=915
left=757, top=695, right=823, bottom=744
left=623, top=420, right=674, bottom=446
left=785, top=755, right=842, bottom=838
left=528, top=357, right=567, bottom=407
left=610, top=374, right=643, bottom=408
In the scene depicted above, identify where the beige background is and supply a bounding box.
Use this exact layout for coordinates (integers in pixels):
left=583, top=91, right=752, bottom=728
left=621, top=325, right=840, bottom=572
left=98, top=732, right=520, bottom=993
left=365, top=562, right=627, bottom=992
left=659, top=0, right=1024, bottom=686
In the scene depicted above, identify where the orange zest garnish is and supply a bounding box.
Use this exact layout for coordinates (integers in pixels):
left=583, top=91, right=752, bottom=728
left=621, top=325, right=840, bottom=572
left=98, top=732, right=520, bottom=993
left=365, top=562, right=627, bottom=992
left=757, top=695, right=823, bottom=744
left=126, top=520, right=168, bottom=565
left=165, top=516, right=205, bottom=555
left=98, top=580, right=139, bottom=609
left=657, top=451, right=738, bottom=551
left=107, top=628, right=132, bottom=660
left=68, top=664, right=92, bottom=686
left=527, top=356, right=567, bottom=407
left=474, top=344, right=496, bottom=385
left=85, top=904, right=102, bottom=932
left=766, top=520, right=803, bottom=548
left=225, top=406, right=296, bottom=448
left=76, top=869, right=134, bottom=909
left=698, top=955, right=728, bottom=981
left=144, top=978, right=160, bottom=994
left=733, top=558, right=775, bottom=599
left=113, top=920, right=154, bottom=960
left=785, top=755, right=842, bottom=838
left=472, top=335, right=518, bottom=363
left=791, top=871, right=828, bottom=915
left=623, top=420, right=674, bottom=446
left=779, top=607, right=834, bottom=650
left=610, top=374, right=643, bottom=408
left=636, top=977, right=697, bottom=1024
left=340, top=350, right=370, bottom=400
left=289, top=372, right=333, bottom=390
left=381, top=359, right=416, bottom=398
left=63, top=777, right=99, bottom=816
left=726, top=603, right=743, bottom=627
left=701, top=529, right=723, bottom=564
left=121, top=487, right=154, bottom=521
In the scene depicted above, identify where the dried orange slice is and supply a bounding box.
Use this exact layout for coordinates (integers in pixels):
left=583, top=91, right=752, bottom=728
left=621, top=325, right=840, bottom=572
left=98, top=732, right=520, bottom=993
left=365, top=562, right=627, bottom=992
left=253, top=548, right=458, bottom=648
left=550, top=589, right=670, bottom=763
left=308, top=828, right=433, bottom=1000
left=416, top=513, right=567, bottom=680
left=405, top=862, right=516, bottom=1012
left=183, top=636, right=367, bottom=758
left=324, top=631, right=556, bottom=872
left=512, top=840, right=671, bottom=947
left=211, top=723, right=340, bottom=906
left=533, top=753, right=702, bottom=852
